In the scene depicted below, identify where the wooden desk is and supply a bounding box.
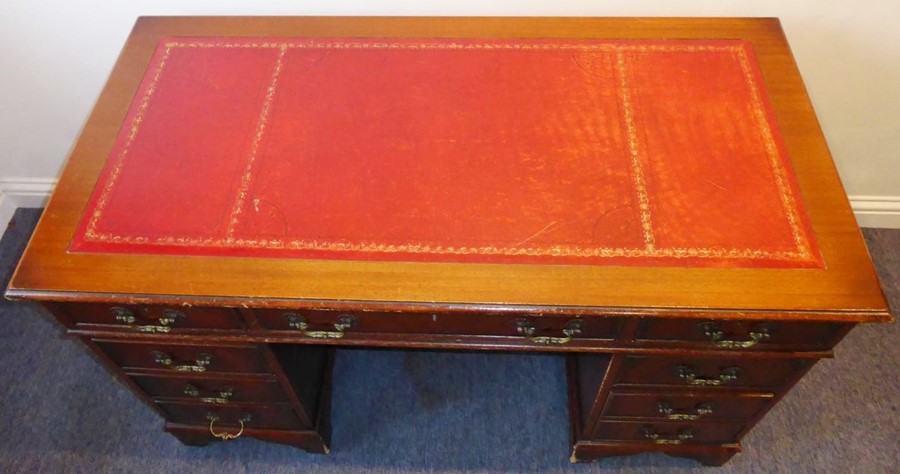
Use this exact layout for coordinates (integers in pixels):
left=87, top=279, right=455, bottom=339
left=7, top=17, right=891, bottom=466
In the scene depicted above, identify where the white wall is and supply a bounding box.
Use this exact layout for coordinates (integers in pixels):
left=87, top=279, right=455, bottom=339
left=1, top=0, right=898, bottom=226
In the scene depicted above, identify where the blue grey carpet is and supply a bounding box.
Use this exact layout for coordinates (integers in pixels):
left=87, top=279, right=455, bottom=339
left=0, top=208, right=897, bottom=473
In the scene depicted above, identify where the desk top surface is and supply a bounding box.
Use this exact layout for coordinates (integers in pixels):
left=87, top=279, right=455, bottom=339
left=8, top=17, right=891, bottom=321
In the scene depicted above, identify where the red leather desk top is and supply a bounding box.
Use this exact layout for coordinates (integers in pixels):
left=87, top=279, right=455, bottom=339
left=71, top=37, right=821, bottom=268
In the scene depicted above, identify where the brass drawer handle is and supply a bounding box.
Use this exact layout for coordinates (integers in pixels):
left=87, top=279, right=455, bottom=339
left=513, top=319, right=583, bottom=345
left=111, top=306, right=136, bottom=324
left=677, top=365, right=740, bottom=386
left=109, top=306, right=172, bottom=333
left=642, top=426, right=694, bottom=445
left=699, top=322, right=771, bottom=349
left=151, top=351, right=212, bottom=372
left=158, top=309, right=186, bottom=327
left=657, top=401, right=714, bottom=420
left=183, top=384, right=234, bottom=404
left=283, top=313, right=358, bottom=339
left=206, top=412, right=251, bottom=441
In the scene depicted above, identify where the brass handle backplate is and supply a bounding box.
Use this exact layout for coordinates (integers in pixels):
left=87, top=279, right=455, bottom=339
left=158, top=309, right=186, bottom=327
left=699, top=321, right=772, bottom=349
left=111, top=306, right=136, bottom=325
left=677, top=365, right=740, bottom=386
left=184, top=384, right=234, bottom=404
left=206, top=412, right=252, bottom=440
left=109, top=306, right=173, bottom=333
left=657, top=401, right=714, bottom=420
left=642, top=426, right=694, bottom=445
left=283, top=313, right=358, bottom=339
left=513, top=319, right=584, bottom=345
left=151, top=351, right=212, bottom=372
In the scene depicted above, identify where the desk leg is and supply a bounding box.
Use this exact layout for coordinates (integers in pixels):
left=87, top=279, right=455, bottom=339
left=167, top=425, right=211, bottom=447
left=569, top=440, right=740, bottom=466
left=165, top=422, right=331, bottom=453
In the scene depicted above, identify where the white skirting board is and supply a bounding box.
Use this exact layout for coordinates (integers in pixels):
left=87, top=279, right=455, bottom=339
left=850, top=196, right=900, bottom=229
left=0, top=178, right=57, bottom=230
left=1, top=178, right=898, bottom=231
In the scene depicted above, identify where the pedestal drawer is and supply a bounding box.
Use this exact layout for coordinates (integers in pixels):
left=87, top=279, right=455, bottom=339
left=616, top=355, right=810, bottom=390
left=157, top=401, right=307, bottom=430
left=94, top=340, right=271, bottom=375
left=601, top=390, right=772, bottom=421
left=594, top=420, right=744, bottom=445
left=131, top=375, right=289, bottom=404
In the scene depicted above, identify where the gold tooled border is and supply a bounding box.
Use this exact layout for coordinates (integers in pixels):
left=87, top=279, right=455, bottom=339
left=226, top=44, right=288, bottom=237
left=735, top=47, right=812, bottom=260
left=81, top=39, right=815, bottom=263
left=615, top=48, right=656, bottom=250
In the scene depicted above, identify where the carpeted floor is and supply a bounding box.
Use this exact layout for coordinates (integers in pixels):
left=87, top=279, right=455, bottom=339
left=0, top=208, right=897, bottom=473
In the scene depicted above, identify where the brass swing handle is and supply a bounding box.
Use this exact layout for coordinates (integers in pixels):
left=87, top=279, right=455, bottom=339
left=283, top=313, right=358, bottom=339
left=514, top=319, right=584, bottom=345
left=699, top=321, right=772, bottom=349
left=151, top=351, right=212, bottom=372
left=110, top=307, right=186, bottom=333
left=642, top=426, right=694, bottom=445
left=657, top=401, right=714, bottom=420
left=206, top=412, right=252, bottom=441
left=184, top=384, right=235, bottom=404
left=677, top=365, right=740, bottom=386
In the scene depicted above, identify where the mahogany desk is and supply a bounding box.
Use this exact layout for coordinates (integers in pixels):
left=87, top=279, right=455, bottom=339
left=7, top=17, right=892, bottom=466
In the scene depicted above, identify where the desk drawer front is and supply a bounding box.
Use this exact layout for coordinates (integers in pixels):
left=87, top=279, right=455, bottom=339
left=601, top=390, right=772, bottom=421
left=616, top=355, right=808, bottom=390
left=157, top=401, right=306, bottom=430
left=594, top=420, right=744, bottom=445
left=62, top=303, right=246, bottom=331
left=131, top=375, right=288, bottom=404
left=94, top=340, right=271, bottom=375
left=253, top=309, right=622, bottom=341
left=634, top=318, right=848, bottom=350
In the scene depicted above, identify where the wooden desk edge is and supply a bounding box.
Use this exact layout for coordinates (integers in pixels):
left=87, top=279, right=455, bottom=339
left=6, top=288, right=891, bottom=323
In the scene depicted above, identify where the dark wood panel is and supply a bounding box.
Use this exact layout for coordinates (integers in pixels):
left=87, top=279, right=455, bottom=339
left=593, top=420, right=745, bottom=444
left=254, top=308, right=622, bottom=341
left=131, top=374, right=289, bottom=404
left=634, top=318, right=851, bottom=350
left=65, top=326, right=838, bottom=356
left=575, top=353, right=614, bottom=434
left=94, top=340, right=271, bottom=375
left=60, top=303, right=246, bottom=331
left=158, top=401, right=307, bottom=430
left=268, top=344, right=330, bottom=427
left=601, top=390, right=772, bottom=421
left=615, top=355, right=811, bottom=390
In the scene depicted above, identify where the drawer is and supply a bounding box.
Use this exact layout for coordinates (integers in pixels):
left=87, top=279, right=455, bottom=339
left=131, top=375, right=289, bottom=404
left=61, top=303, right=246, bottom=331
left=615, top=355, right=810, bottom=390
left=94, top=340, right=271, bottom=375
left=634, top=318, right=849, bottom=350
left=157, top=401, right=306, bottom=430
left=253, top=308, right=622, bottom=341
left=601, top=390, right=772, bottom=421
left=593, top=420, right=744, bottom=445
